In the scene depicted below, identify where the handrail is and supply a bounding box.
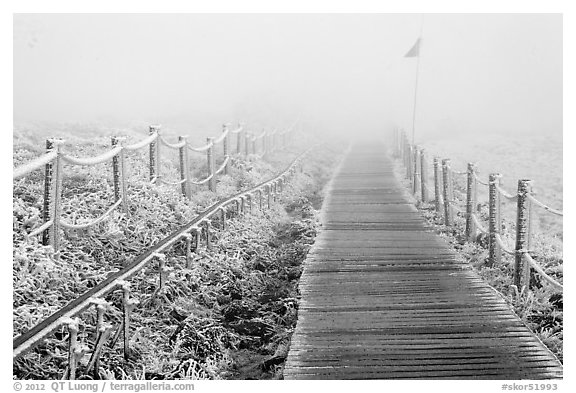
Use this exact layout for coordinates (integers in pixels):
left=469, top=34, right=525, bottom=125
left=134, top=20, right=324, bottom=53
left=13, top=151, right=58, bottom=180
left=212, top=128, right=229, bottom=144
left=214, top=156, right=230, bottom=175
left=396, top=128, right=562, bottom=293
left=528, top=194, right=563, bottom=216
left=13, top=149, right=308, bottom=360
left=158, top=135, right=186, bottom=149
left=523, top=252, right=563, bottom=291
left=495, top=184, right=517, bottom=201
left=59, top=199, right=124, bottom=230
left=188, top=141, right=213, bottom=152
left=60, top=147, right=123, bottom=166
left=124, top=133, right=158, bottom=151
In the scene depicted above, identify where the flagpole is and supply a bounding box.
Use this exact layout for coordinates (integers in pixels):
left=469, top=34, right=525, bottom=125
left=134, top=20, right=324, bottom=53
left=411, top=15, right=424, bottom=145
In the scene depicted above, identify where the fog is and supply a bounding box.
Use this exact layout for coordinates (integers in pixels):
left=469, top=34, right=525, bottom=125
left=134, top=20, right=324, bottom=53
left=13, top=14, right=562, bottom=141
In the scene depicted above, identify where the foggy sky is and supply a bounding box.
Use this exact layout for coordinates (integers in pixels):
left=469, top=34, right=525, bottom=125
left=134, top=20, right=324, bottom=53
left=13, top=14, right=562, bottom=140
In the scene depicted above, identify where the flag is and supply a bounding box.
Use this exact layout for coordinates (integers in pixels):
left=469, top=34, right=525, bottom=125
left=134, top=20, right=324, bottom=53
left=404, top=38, right=421, bottom=57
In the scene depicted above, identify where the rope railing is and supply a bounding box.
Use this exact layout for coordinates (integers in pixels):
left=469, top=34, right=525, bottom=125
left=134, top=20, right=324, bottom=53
left=60, top=146, right=123, bottom=166
left=13, top=151, right=58, bottom=180
left=13, top=148, right=309, bottom=377
left=395, top=128, right=562, bottom=293
left=14, top=120, right=296, bottom=255
left=528, top=194, right=563, bottom=216
left=124, top=133, right=158, bottom=151
left=158, top=135, right=186, bottom=149
left=59, top=199, right=124, bottom=230
left=188, top=141, right=213, bottom=153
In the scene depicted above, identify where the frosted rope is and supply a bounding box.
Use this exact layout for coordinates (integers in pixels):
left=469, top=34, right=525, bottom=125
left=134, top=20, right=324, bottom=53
left=59, top=199, right=123, bottom=230
left=61, top=147, right=122, bottom=166
left=159, top=136, right=186, bottom=149
left=26, top=220, right=54, bottom=238
left=527, top=195, right=563, bottom=216
left=157, top=177, right=187, bottom=186
left=188, top=141, right=213, bottom=153
left=495, top=234, right=515, bottom=255
left=13, top=151, right=58, bottom=179
left=214, top=156, right=230, bottom=175
left=495, top=184, right=517, bottom=201
left=523, top=253, right=563, bottom=291
left=212, top=129, right=229, bottom=144
left=471, top=214, right=488, bottom=234
left=189, top=173, right=213, bottom=185
left=124, top=133, right=158, bottom=151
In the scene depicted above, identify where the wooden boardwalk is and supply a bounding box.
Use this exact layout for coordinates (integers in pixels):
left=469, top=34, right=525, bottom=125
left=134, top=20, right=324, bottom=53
left=284, top=142, right=563, bottom=380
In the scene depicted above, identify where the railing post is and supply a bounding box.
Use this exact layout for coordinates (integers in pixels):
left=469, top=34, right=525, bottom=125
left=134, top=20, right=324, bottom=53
left=222, top=125, right=230, bottom=175
left=42, top=139, right=55, bottom=245
left=220, top=207, right=227, bottom=230
left=442, top=159, right=453, bottom=226
left=433, top=157, right=443, bottom=217
left=251, top=136, right=256, bottom=156
left=244, top=130, right=250, bottom=155
left=204, top=221, right=212, bottom=250
left=44, top=139, right=64, bottom=253
left=120, top=281, right=138, bottom=360
left=404, top=142, right=411, bottom=179
left=64, top=317, right=81, bottom=380
left=465, top=163, right=477, bottom=241
left=149, top=126, right=159, bottom=182
left=514, top=179, right=532, bottom=289
left=178, top=136, right=192, bottom=199
left=111, top=136, right=128, bottom=211
left=420, top=148, right=428, bottom=202
left=206, top=137, right=216, bottom=192
left=412, top=145, right=419, bottom=195
left=488, top=173, right=502, bottom=267
left=236, top=126, right=243, bottom=155
left=183, top=233, right=193, bottom=269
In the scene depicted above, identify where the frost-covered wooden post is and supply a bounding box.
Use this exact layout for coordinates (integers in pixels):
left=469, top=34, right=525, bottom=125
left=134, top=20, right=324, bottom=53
left=64, top=317, right=81, bottom=380
left=412, top=145, right=419, bottom=195
left=488, top=173, right=502, bottom=267
left=442, top=159, right=453, bottom=226
left=420, top=148, right=428, bottom=202
left=87, top=298, right=111, bottom=376
left=220, top=207, right=227, bottom=230
left=244, top=130, right=250, bottom=156
left=177, top=136, right=191, bottom=198
left=258, top=189, right=263, bottom=210
left=206, top=137, right=216, bottom=192
left=404, top=143, right=411, bottom=179
left=111, top=136, right=128, bottom=211
left=251, top=136, right=256, bottom=156
left=183, top=233, right=193, bottom=269
left=433, top=157, right=443, bottom=216
left=204, top=221, right=212, bottom=250
left=154, top=253, right=167, bottom=290
left=266, top=185, right=271, bottom=208
left=236, top=125, right=243, bottom=155
left=514, top=179, right=532, bottom=289
left=43, top=139, right=64, bottom=253
left=465, top=163, right=477, bottom=241
left=222, top=125, right=230, bottom=175
left=149, top=126, right=160, bottom=182
left=120, top=281, right=138, bottom=360
left=42, top=139, right=60, bottom=246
